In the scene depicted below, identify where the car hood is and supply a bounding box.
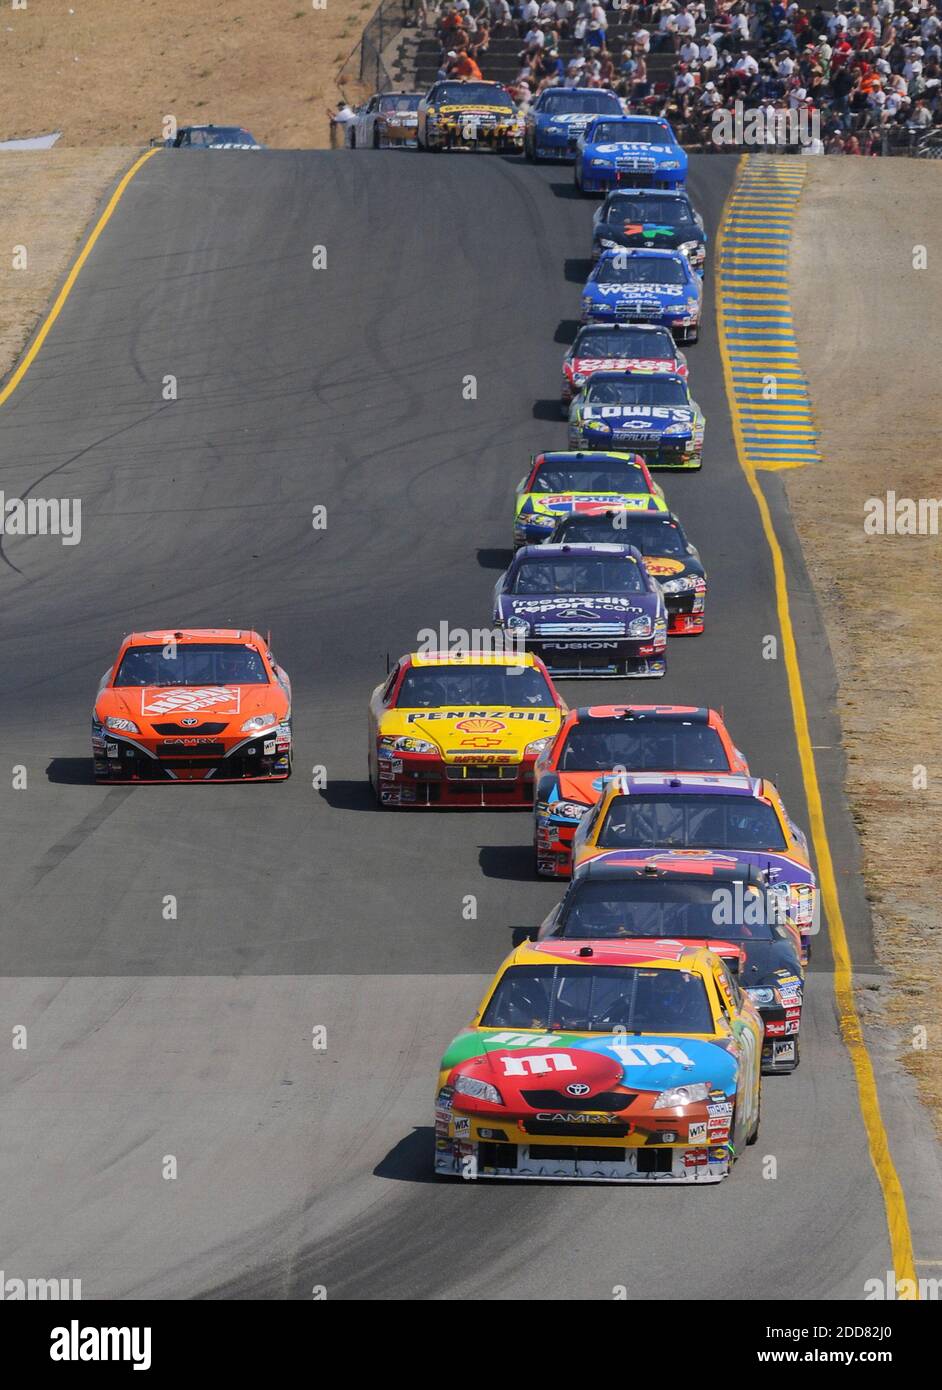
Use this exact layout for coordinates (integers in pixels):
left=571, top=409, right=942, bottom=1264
left=443, top=1026, right=738, bottom=1104
left=598, top=221, right=693, bottom=250
left=640, top=553, right=702, bottom=582
left=377, top=705, right=562, bottom=759
left=576, top=405, right=695, bottom=430
left=576, top=847, right=814, bottom=888
left=96, top=683, right=287, bottom=729
left=499, top=594, right=657, bottom=623
left=568, top=355, right=684, bottom=378
left=589, top=142, right=679, bottom=157
left=588, top=281, right=687, bottom=300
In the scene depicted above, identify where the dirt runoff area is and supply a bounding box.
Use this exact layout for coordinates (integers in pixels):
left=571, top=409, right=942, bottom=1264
left=0, top=0, right=374, bottom=150
left=789, top=159, right=942, bottom=1135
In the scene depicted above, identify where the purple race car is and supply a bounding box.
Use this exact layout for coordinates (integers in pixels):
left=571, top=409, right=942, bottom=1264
left=493, top=542, right=668, bottom=678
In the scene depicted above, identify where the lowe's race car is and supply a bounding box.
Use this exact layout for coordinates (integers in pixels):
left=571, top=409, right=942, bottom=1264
left=524, top=87, right=624, bottom=161
left=561, top=323, right=688, bottom=412
left=574, top=115, right=686, bottom=196
left=494, top=543, right=668, bottom=678
left=581, top=249, right=702, bottom=342
left=568, top=371, right=705, bottom=469
left=592, top=190, right=706, bottom=272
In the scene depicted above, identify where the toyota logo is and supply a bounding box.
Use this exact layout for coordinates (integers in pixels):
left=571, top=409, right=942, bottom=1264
left=180, top=718, right=199, bottom=726
left=566, top=1082, right=591, bottom=1096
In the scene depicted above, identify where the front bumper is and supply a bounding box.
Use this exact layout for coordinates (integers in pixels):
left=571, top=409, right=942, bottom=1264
left=526, top=635, right=667, bottom=678
left=428, top=121, right=522, bottom=152
left=92, top=726, right=292, bottom=782
left=376, top=751, right=536, bottom=807
left=568, top=430, right=700, bottom=469
left=760, top=1004, right=802, bottom=1072
left=379, top=124, right=418, bottom=148
left=534, top=814, right=580, bottom=877
left=435, top=1133, right=730, bottom=1183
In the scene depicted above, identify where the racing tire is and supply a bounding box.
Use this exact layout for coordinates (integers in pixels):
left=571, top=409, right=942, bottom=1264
left=349, top=131, right=357, bottom=150
left=746, top=1086, right=761, bottom=1146
left=373, top=128, right=381, bottom=150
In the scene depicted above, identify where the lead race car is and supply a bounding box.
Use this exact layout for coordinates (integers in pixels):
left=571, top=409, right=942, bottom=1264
left=568, top=371, right=705, bottom=469
left=524, top=86, right=624, bottom=161
left=534, top=857, right=805, bottom=1073
left=434, top=937, right=762, bottom=1183
left=560, top=323, right=688, bottom=412
left=417, top=80, right=522, bottom=152
left=513, top=451, right=666, bottom=550
left=581, top=248, right=703, bottom=342
left=154, top=124, right=263, bottom=149
left=572, top=773, right=818, bottom=966
left=91, top=629, right=292, bottom=782
left=574, top=114, right=687, bottom=196
left=494, top=543, right=668, bottom=679
left=368, top=650, right=565, bottom=807
left=547, top=511, right=708, bottom=635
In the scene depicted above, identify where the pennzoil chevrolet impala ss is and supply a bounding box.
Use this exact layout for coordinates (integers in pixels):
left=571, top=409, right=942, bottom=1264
left=368, top=650, right=565, bottom=807
left=434, top=938, right=762, bottom=1183
left=417, top=81, right=522, bottom=153
left=92, top=629, right=292, bottom=782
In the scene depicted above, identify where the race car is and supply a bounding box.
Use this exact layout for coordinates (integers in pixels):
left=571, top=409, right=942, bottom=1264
left=494, top=543, right=668, bottom=679
left=532, top=705, right=748, bottom=877
left=574, top=114, right=687, bottom=196
left=155, top=124, right=263, bottom=149
left=350, top=91, right=422, bottom=148
left=568, top=371, right=705, bottom=469
left=433, top=937, right=762, bottom=1183
left=417, top=81, right=522, bottom=152
left=561, top=323, right=688, bottom=412
left=91, top=629, right=292, bottom=783
left=367, top=650, right=565, bottom=807
left=581, top=248, right=703, bottom=342
left=547, top=511, right=707, bottom=635
left=524, top=86, right=624, bottom=161
left=571, top=773, right=818, bottom=963
left=592, top=189, right=706, bottom=272
left=535, top=857, right=804, bottom=1073
left=513, top=451, right=667, bottom=550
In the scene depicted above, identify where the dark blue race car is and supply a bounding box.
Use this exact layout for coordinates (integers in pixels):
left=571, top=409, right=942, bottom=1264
left=581, top=249, right=702, bottom=342
left=157, top=124, right=263, bottom=149
left=574, top=115, right=686, bottom=196
left=494, top=543, right=668, bottom=679
left=592, top=189, right=706, bottom=273
left=524, top=87, right=624, bottom=162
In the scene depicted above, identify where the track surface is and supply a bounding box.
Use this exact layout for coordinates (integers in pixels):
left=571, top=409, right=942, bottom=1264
left=0, top=151, right=937, bottom=1299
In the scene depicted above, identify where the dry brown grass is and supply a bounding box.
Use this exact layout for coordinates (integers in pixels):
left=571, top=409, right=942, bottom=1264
left=789, top=158, right=942, bottom=1135
left=0, top=0, right=372, bottom=150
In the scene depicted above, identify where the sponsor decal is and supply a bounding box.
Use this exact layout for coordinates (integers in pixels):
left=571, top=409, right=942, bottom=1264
left=406, top=709, right=551, bottom=723
left=455, top=718, right=505, bottom=733
left=707, top=1101, right=733, bottom=1118
left=584, top=406, right=694, bottom=422
left=643, top=556, right=686, bottom=577
left=141, top=686, right=240, bottom=715
left=453, top=1116, right=471, bottom=1138
left=688, top=1121, right=707, bottom=1143
left=772, top=1040, right=796, bottom=1062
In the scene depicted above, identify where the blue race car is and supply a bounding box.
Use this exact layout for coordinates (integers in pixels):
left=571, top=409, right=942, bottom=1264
left=524, top=87, right=624, bottom=162
left=156, top=124, right=264, bottom=149
left=592, top=189, right=706, bottom=272
left=574, top=115, right=686, bottom=196
left=494, top=543, right=668, bottom=678
left=568, top=371, right=705, bottom=468
left=581, top=248, right=702, bottom=342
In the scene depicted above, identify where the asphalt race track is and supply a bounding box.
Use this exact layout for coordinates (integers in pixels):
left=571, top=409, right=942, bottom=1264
left=1, top=150, right=939, bottom=1299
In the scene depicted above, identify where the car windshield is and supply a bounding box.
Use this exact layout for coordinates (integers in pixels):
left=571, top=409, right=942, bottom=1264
left=599, top=794, right=788, bottom=851
left=513, top=558, right=646, bottom=595
left=438, top=83, right=513, bottom=109
left=558, top=880, right=778, bottom=941
left=590, top=121, right=671, bottom=145
left=198, top=127, right=256, bottom=145
left=594, top=258, right=687, bottom=287
left=396, top=665, right=554, bottom=707
left=530, top=461, right=649, bottom=493
left=554, top=516, right=687, bottom=555
left=572, top=327, right=676, bottom=359
left=541, top=91, right=622, bottom=114
left=584, top=378, right=689, bottom=407
left=380, top=94, right=421, bottom=112
left=114, top=643, right=268, bottom=686
left=558, top=719, right=729, bottom=772
left=602, top=196, right=696, bottom=229
left=481, top=964, right=714, bottom=1034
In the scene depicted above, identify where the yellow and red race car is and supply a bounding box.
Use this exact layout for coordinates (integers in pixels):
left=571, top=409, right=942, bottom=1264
left=434, top=937, right=763, bottom=1183
left=92, top=628, right=292, bottom=783
left=368, top=650, right=565, bottom=807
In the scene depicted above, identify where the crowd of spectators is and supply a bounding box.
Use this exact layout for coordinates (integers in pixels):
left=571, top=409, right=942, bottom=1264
left=420, top=0, right=942, bottom=153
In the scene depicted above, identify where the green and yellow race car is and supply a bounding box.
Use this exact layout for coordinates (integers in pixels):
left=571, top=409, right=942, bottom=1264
left=513, top=451, right=667, bottom=550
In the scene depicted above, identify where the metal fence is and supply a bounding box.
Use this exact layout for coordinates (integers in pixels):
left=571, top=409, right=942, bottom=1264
left=338, top=0, right=414, bottom=95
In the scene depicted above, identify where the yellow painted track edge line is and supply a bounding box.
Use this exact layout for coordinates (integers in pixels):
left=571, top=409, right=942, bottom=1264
left=0, top=147, right=159, bottom=409
left=715, top=155, right=918, bottom=1296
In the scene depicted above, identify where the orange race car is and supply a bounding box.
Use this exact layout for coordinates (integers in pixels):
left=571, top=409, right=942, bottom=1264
left=91, top=629, right=292, bottom=783
left=533, top=704, right=748, bottom=877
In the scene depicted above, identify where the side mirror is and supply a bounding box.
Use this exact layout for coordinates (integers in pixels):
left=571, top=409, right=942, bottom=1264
left=510, top=927, right=534, bottom=948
